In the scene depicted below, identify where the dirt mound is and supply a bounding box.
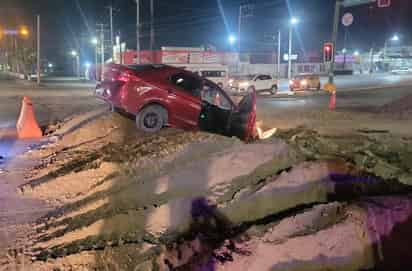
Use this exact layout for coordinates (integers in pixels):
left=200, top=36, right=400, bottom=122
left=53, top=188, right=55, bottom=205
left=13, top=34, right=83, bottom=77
left=5, top=121, right=412, bottom=271
left=380, top=93, right=412, bottom=116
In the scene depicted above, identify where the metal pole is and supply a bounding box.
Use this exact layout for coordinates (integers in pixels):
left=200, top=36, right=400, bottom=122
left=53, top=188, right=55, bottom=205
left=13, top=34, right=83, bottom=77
left=109, top=6, right=114, bottom=59
left=277, top=30, right=281, bottom=80
left=135, top=0, right=140, bottom=64
left=36, top=15, right=40, bottom=85
left=100, top=24, right=105, bottom=79
left=76, top=55, right=80, bottom=79
left=369, top=47, right=374, bottom=74
left=288, top=25, right=292, bottom=80
left=150, top=0, right=154, bottom=55
left=329, top=0, right=341, bottom=84
left=95, top=45, right=98, bottom=80
left=343, top=28, right=348, bottom=70
left=237, top=5, right=242, bottom=53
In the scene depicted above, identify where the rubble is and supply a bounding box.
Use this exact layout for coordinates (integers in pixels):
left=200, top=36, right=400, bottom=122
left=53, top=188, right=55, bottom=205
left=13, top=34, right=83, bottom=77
left=3, top=112, right=412, bottom=271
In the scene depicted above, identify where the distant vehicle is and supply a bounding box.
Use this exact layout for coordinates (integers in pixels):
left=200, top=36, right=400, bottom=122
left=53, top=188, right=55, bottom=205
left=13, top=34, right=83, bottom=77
left=390, top=67, right=411, bottom=75
left=229, top=74, right=278, bottom=94
left=95, top=64, right=257, bottom=141
left=289, top=74, right=321, bottom=91
left=172, top=64, right=229, bottom=89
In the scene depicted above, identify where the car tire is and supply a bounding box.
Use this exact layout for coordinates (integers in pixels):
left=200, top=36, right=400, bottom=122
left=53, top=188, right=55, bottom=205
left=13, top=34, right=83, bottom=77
left=270, top=85, right=278, bottom=95
left=136, top=105, right=167, bottom=133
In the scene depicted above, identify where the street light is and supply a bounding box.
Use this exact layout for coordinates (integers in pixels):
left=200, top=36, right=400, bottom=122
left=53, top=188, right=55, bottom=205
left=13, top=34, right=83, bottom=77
left=384, top=34, right=400, bottom=62
left=48, top=63, right=53, bottom=68
left=290, top=17, right=299, bottom=25
left=70, top=50, right=80, bottom=78
left=354, top=50, right=360, bottom=56
left=391, top=34, right=399, bottom=42
left=288, top=17, right=299, bottom=80
left=91, top=37, right=98, bottom=45
left=228, top=34, right=236, bottom=45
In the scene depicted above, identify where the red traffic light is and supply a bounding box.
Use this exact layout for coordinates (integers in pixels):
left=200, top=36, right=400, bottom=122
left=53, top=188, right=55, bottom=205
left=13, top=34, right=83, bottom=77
left=323, top=43, right=334, bottom=63
left=378, top=0, right=391, bottom=8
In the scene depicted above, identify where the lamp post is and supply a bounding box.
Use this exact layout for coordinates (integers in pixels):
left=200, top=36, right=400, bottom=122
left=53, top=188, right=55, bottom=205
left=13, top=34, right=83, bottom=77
left=70, top=50, right=80, bottom=79
left=288, top=17, right=299, bottom=80
left=383, top=34, right=399, bottom=64
left=91, top=37, right=99, bottom=80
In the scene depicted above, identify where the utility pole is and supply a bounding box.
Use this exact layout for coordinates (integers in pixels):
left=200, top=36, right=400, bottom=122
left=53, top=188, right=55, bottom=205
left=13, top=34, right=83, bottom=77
left=277, top=30, right=281, bottom=80
left=288, top=25, right=293, bottom=80
left=329, top=0, right=342, bottom=84
left=237, top=5, right=243, bottom=54
left=96, top=23, right=105, bottom=79
left=150, top=0, right=155, bottom=53
left=36, top=15, right=41, bottom=85
left=135, top=0, right=140, bottom=64
left=108, top=6, right=114, bottom=58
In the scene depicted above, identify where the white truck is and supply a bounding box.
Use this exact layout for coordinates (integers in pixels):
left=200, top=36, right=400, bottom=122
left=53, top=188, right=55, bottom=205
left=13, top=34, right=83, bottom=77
left=172, top=64, right=229, bottom=89
left=229, top=74, right=278, bottom=95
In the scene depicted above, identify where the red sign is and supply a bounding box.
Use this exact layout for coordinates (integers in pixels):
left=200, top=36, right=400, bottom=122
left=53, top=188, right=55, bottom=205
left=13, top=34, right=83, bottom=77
left=378, top=0, right=391, bottom=8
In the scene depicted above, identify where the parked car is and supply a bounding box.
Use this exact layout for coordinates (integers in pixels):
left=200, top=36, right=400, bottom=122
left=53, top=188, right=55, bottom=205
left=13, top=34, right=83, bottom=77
left=172, top=64, right=229, bottom=89
left=95, top=64, right=257, bottom=141
left=289, top=74, right=321, bottom=91
left=229, top=74, right=278, bottom=94
left=391, top=67, right=411, bottom=75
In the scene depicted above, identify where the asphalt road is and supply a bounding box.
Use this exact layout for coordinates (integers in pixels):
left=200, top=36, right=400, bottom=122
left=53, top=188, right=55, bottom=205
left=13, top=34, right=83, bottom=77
left=1, top=73, right=412, bottom=129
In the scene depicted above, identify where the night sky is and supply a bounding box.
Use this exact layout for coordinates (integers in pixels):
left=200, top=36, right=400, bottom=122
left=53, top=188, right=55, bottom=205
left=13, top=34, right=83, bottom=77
left=1, top=0, right=411, bottom=67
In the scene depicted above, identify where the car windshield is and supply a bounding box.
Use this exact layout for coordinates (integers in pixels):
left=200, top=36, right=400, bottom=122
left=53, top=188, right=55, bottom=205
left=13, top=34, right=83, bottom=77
left=3, top=1, right=412, bottom=271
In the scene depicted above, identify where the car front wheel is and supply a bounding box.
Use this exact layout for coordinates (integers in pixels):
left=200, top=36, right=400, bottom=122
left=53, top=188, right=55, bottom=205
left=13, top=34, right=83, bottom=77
left=136, top=105, right=167, bottom=133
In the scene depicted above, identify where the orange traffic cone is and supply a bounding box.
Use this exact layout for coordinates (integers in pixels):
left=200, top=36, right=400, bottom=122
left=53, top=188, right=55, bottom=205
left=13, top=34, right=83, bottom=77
left=329, top=91, right=336, bottom=111
left=16, top=96, right=43, bottom=139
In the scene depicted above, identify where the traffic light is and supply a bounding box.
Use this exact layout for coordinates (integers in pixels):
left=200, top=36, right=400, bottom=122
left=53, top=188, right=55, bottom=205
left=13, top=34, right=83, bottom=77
left=378, top=0, right=391, bottom=8
left=323, top=43, right=334, bottom=63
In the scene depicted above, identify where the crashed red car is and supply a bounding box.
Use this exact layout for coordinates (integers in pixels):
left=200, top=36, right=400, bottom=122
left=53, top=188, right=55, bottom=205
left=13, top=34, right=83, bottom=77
left=95, top=64, right=257, bottom=141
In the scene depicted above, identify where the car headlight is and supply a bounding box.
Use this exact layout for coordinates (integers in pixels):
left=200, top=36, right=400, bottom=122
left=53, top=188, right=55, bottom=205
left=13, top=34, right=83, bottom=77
left=301, top=80, right=308, bottom=86
left=239, top=82, right=249, bottom=88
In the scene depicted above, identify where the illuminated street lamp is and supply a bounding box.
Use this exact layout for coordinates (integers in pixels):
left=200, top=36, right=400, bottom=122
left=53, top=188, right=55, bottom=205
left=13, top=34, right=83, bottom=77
left=91, top=37, right=98, bottom=45
left=288, top=17, right=299, bottom=80
left=354, top=50, right=360, bottom=56
left=48, top=63, right=53, bottom=68
left=384, top=34, right=400, bottom=62
left=70, top=50, right=80, bottom=78
left=228, top=34, right=237, bottom=45
left=19, top=26, right=29, bottom=38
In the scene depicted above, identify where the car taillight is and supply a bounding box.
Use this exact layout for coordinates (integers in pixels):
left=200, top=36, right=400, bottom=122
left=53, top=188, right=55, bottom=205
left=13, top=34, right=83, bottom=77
left=117, top=70, right=140, bottom=83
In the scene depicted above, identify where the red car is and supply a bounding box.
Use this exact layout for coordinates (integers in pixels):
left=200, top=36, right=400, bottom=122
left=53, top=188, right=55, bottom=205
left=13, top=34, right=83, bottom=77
left=95, top=64, right=257, bottom=141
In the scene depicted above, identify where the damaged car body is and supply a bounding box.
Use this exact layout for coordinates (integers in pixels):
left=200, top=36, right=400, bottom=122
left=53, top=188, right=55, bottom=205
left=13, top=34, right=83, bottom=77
left=95, top=64, right=257, bottom=141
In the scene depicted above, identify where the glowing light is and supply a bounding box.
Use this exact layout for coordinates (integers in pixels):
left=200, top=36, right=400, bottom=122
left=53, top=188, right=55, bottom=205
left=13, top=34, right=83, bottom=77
left=354, top=51, right=360, bottom=56
left=84, top=62, right=91, bottom=68
left=19, top=27, right=29, bottom=37
left=91, top=37, right=98, bottom=45
left=70, top=50, right=78, bottom=57
left=228, top=35, right=236, bottom=45
left=391, top=35, right=399, bottom=42
left=290, top=17, right=299, bottom=25
left=48, top=63, right=53, bottom=68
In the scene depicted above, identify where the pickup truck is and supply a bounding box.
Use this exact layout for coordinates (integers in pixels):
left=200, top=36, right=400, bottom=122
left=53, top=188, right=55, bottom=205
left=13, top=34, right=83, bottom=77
left=229, top=74, right=278, bottom=94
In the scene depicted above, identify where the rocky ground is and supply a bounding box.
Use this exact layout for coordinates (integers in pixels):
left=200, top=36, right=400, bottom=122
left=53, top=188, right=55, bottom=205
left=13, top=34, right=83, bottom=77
left=1, top=85, right=412, bottom=270
left=0, top=98, right=411, bottom=271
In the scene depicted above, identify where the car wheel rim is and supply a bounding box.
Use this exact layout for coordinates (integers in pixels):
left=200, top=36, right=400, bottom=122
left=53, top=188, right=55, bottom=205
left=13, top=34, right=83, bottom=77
left=143, top=112, right=159, bottom=129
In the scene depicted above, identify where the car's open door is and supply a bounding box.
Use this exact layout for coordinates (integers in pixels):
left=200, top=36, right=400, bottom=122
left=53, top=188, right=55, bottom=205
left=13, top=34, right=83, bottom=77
left=227, top=90, right=257, bottom=141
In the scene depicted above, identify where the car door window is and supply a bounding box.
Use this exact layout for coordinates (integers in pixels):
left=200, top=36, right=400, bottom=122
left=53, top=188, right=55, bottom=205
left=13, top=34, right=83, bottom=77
left=170, top=72, right=202, bottom=97
left=201, top=82, right=231, bottom=110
